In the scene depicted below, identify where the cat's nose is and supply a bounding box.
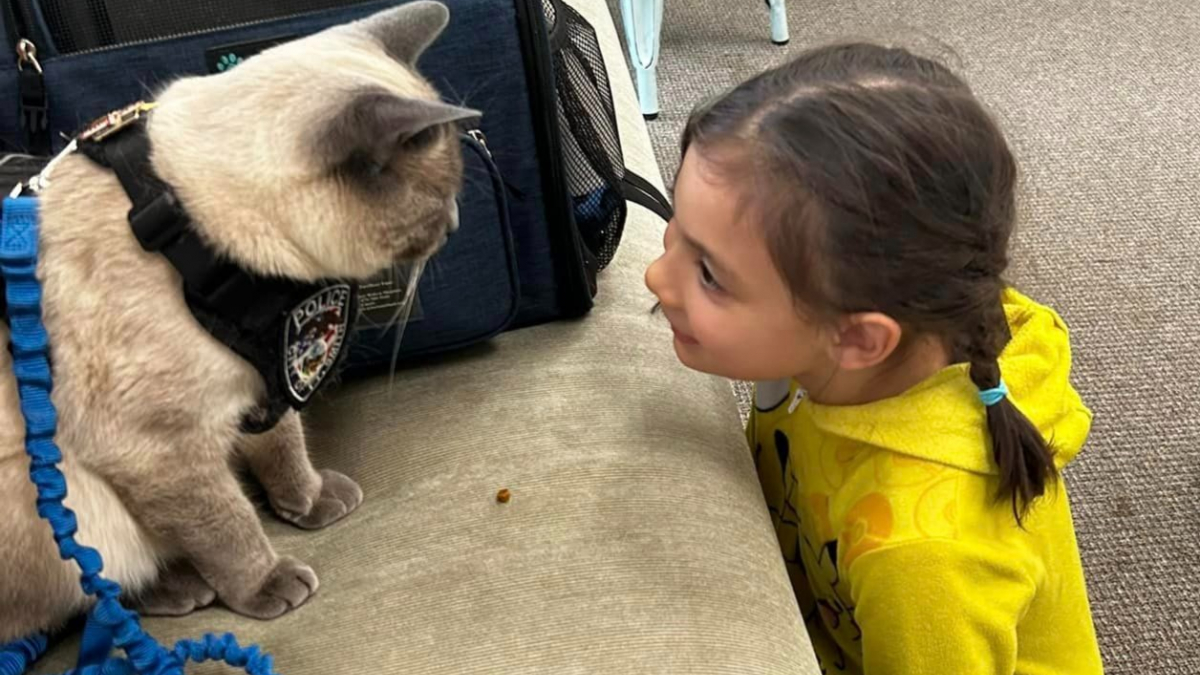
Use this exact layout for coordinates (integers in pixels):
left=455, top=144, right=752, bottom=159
left=447, top=199, right=459, bottom=233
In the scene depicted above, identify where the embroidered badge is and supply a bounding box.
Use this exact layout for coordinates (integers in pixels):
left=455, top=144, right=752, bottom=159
left=284, top=284, right=352, bottom=403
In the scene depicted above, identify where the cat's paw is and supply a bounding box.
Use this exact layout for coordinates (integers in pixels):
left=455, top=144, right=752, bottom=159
left=225, top=556, right=319, bottom=620
left=275, top=469, right=363, bottom=530
left=133, top=561, right=216, bottom=617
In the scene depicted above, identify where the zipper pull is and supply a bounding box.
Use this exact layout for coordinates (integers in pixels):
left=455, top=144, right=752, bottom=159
left=787, top=387, right=806, bottom=414
left=466, top=128, right=491, bottom=159
left=465, top=127, right=525, bottom=204
left=16, top=39, right=50, bottom=155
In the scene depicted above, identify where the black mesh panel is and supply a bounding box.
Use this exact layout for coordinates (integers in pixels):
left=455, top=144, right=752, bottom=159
left=546, top=0, right=627, bottom=270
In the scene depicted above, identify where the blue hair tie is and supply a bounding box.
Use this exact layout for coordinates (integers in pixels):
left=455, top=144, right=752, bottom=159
left=978, top=378, right=1009, bottom=407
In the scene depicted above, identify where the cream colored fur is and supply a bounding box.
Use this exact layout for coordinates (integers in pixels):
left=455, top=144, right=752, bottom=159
left=0, top=1, right=468, bottom=642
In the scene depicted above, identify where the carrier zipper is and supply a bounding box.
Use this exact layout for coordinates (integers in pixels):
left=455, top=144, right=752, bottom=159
left=15, top=40, right=50, bottom=155
left=466, top=128, right=491, bottom=159
left=66, top=6, right=348, bottom=56
left=5, top=1, right=49, bottom=154
left=6, top=1, right=386, bottom=152
left=466, top=128, right=529, bottom=202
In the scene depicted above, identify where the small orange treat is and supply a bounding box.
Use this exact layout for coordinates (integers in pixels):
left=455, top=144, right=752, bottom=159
left=496, top=488, right=512, bottom=504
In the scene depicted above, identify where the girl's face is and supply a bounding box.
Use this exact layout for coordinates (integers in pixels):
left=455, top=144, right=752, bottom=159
left=645, top=148, right=837, bottom=383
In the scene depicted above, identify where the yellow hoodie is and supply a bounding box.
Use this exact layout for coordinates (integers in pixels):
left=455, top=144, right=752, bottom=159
left=748, top=289, right=1103, bottom=675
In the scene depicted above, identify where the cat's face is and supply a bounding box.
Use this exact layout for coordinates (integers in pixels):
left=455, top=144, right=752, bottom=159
left=146, top=1, right=477, bottom=281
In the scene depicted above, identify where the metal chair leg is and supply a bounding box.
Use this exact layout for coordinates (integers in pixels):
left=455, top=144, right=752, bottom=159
left=620, top=0, right=664, bottom=118
left=768, top=0, right=789, bottom=45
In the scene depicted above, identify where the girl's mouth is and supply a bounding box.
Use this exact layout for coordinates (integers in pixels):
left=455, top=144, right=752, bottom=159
left=671, top=323, right=699, bottom=345
left=657, top=305, right=699, bottom=345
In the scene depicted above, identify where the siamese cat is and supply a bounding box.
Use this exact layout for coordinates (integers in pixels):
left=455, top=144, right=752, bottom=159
left=0, top=1, right=475, bottom=641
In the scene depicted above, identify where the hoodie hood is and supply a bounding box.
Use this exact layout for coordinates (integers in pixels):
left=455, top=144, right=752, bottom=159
left=805, top=288, right=1093, bottom=475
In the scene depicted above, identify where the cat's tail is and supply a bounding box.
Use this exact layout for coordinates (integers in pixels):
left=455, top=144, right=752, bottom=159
left=0, top=633, right=48, bottom=675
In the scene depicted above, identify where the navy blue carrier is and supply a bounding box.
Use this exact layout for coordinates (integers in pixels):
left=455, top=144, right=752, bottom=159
left=0, top=0, right=672, bottom=373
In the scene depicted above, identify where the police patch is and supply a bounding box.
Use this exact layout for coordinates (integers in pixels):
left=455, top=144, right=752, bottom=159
left=284, top=284, right=353, bottom=403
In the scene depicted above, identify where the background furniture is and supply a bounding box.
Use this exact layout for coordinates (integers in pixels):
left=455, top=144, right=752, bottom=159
left=620, top=0, right=788, bottom=117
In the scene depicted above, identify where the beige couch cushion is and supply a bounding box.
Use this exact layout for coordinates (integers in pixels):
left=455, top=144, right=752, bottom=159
left=34, top=1, right=819, bottom=672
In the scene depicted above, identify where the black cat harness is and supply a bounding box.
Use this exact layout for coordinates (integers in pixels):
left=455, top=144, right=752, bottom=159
left=75, top=101, right=358, bottom=433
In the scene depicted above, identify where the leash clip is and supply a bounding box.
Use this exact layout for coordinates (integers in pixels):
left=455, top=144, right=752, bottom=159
left=78, top=101, right=157, bottom=143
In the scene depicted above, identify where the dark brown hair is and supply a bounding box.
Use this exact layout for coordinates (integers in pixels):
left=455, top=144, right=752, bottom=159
left=684, top=43, right=1055, bottom=523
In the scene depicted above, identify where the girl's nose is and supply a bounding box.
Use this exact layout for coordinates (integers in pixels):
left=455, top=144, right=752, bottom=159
left=645, top=253, right=666, bottom=300
left=645, top=225, right=680, bottom=309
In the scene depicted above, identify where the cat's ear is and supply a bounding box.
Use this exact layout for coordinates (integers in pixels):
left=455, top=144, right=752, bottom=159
left=317, top=88, right=479, bottom=167
left=356, top=1, right=450, bottom=65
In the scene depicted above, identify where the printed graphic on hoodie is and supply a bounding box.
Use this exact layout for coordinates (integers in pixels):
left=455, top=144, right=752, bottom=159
left=747, top=289, right=1104, bottom=675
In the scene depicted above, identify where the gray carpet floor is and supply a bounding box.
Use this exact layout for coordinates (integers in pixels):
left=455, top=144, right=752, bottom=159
left=605, top=0, right=1200, bottom=672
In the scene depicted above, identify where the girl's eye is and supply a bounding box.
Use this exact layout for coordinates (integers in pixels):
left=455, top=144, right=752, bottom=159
left=699, top=260, right=722, bottom=291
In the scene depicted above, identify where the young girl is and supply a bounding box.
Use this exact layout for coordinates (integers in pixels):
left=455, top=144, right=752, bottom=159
left=645, top=44, right=1103, bottom=674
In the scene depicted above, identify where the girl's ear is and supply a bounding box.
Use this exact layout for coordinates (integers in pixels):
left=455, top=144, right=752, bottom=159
left=831, top=312, right=903, bottom=371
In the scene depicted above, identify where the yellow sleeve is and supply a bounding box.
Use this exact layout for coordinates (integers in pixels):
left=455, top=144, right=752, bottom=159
left=849, top=540, right=1036, bottom=675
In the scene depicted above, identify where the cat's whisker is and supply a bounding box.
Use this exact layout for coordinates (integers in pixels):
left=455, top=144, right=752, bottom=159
left=426, top=256, right=444, bottom=290
left=380, top=266, right=410, bottom=389
left=387, top=258, right=427, bottom=389
left=136, top=77, right=159, bottom=100
left=441, top=80, right=465, bottom=106
left=452, top=74, right=503, bottom=110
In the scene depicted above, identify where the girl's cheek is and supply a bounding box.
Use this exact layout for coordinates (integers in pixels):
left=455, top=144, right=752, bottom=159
left=689, top=296, right=721, bottom=341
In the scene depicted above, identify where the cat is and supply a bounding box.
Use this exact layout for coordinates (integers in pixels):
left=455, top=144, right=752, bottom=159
left=0, top=0, right=476, bottom=642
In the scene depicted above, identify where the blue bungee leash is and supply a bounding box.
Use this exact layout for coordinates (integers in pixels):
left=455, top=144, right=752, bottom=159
left=0, top=138, right=280, bottom=675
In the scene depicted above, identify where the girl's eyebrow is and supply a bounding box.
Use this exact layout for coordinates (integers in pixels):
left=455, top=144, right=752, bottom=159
left=674, top=218, right=737, bottom=283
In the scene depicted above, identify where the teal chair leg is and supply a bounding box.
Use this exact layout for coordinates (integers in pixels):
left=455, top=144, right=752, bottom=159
left=768, top=0, right=789, bottom=45
left=620, top=0, right=664, bottom=119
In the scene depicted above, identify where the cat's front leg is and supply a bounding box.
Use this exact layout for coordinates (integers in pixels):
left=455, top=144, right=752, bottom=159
left=113, top=456, right=318, bottom=619
left=238, top=410, right=363, bottom=530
